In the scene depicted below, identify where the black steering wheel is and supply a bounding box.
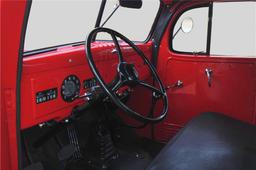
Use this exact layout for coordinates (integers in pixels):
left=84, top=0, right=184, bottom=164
left=85, top=27, right=168, bottom=123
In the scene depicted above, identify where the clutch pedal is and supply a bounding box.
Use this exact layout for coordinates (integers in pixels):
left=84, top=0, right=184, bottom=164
left=24, top=162, right=44, bottom=170
left=66, top=125, right=83, bottom=160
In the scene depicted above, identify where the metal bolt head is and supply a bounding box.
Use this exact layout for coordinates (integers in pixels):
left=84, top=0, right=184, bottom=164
left=135, top=152, right=144, bottom=159
left=38, top=123, right=45, bottom=128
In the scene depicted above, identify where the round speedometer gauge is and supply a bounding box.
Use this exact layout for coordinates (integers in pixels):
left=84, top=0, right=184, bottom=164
left=61, top=75, right=80, bottom=102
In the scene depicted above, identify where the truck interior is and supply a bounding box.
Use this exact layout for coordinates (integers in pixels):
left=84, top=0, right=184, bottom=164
left=2, top=0, right=256, bottom=170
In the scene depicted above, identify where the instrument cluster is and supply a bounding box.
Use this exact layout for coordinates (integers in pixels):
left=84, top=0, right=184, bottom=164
left=35, top=75, right=100, bottom=105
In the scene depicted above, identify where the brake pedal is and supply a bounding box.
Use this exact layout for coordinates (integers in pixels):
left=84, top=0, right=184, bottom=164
left=58, top=144, right=76, bottom=161
left=67, top=125, right=83, bottom=160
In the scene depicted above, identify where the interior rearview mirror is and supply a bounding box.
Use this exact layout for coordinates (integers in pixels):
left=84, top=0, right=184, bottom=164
left=181, top=18, right=193, bottom=33
left=119, top=0, right=142, bottom=9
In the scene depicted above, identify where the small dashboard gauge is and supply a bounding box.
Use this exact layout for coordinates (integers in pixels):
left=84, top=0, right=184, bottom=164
left=83, top=78, right=97, bottom=89
left=36, top=88, right=57, bottom=104
left=61, top=75, right=81, bottom=102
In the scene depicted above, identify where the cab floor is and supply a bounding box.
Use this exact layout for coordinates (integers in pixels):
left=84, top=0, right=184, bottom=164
left=22, top=123, right=164, bottom=170
left=66, top=132, right=164, bottom=170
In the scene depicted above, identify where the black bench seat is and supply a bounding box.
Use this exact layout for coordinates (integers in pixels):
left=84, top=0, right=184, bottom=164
left=147, top=112, right=256, bottom=170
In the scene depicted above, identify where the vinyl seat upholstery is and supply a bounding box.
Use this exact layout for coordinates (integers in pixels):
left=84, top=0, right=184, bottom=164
left=147, top=112, right=256, bottom=170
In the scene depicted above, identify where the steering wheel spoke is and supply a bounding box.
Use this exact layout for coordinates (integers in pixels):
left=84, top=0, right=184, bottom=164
left=138, top=81, right=164, bottom=97
left=111, top=79, right=123, bottom=92
left=111, top=33, right=124, bottom=63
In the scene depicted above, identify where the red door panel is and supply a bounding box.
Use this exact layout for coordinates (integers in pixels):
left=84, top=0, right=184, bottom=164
left=155, top=54, right=256, bottom=142
left=197, top=61, right=256, bottom=122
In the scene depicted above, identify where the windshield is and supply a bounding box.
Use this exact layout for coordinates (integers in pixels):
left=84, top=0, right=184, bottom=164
left=24, top=0, right=159, bottom=52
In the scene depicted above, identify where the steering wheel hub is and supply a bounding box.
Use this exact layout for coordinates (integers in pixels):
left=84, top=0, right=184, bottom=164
left=118, top=62, right=139, bottom=81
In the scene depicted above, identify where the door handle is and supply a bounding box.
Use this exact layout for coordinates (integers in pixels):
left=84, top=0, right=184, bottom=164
left=205, top=68, right=213, bottom=87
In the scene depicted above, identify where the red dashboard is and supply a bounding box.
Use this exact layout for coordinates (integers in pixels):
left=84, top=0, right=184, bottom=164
left=21, top=41, right=153, bottom=129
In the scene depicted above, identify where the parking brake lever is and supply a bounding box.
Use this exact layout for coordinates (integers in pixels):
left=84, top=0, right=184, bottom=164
left=165, top=80, right=183, bottom=90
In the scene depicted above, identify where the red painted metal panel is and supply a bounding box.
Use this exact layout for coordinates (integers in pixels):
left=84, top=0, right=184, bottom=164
left=156, top=57, right=256, bottom=142
left=21, top=42, right=152, bottom=129
left=1, top=1, right=27, bottom=170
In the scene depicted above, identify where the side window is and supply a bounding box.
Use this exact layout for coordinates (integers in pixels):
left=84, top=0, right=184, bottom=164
left=172, top=7, right=209, bottom=53
left=210, top=2, right=256, bottom=57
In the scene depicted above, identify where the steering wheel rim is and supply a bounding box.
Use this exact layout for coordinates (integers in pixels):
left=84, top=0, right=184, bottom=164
left=85, top=27, right=168, bottom=123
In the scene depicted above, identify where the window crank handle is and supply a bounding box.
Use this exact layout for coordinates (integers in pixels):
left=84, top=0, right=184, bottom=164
left=205, top=68, right=213, bottom=87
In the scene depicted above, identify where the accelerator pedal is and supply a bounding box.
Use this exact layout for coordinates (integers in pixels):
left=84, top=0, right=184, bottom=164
left=96, top=125, right=119, bottom=169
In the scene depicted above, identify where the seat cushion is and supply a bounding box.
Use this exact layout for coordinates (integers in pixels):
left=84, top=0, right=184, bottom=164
left=147, top=112, right=256, bottom=170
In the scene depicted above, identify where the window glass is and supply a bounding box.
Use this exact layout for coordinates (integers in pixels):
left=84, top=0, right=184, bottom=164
left=24, top=0, right=101, bottom=52
left=211, top=2, right=256, bottom=57
left=172, top=7, right=209, bottom=53
left=97, top=0, right=160, bottom=41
